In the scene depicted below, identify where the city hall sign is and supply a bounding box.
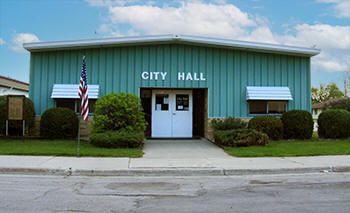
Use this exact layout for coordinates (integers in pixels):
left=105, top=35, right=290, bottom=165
left=141, top=71, right=206, bottom=81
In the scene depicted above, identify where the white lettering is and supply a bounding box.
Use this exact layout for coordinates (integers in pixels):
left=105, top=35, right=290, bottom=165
left=142, top=71, right=206, bottom=81
left=178, top=72, right=185, bottom=80
left=160, top=72, right=167, bottom=80
left=153, top=72, right=159, bottom=80
left=193, top=73, right=199, bottom=80
left=186, top=73, right=193, bottom=80
left=200, top=73, right=206, bottom=81
left=141, top=71, right=149, bottom=80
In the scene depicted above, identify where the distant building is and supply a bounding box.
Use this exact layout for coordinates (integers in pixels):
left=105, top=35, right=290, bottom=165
left=312, top=102, right=323, bottom=119
left=0, top=75, right=29, bottom=97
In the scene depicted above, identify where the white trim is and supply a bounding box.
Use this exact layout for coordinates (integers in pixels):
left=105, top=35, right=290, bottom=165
left=23, top=34, right=320, bottom=56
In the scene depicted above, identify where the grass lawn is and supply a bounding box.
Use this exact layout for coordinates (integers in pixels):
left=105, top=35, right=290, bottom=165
left=0, top=139, right=143, bottom=158
left=225, top=138, right=350, bottom=157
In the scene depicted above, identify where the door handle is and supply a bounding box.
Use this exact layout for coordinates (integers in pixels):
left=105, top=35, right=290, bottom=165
left=172, top=112, right=176, bottom=115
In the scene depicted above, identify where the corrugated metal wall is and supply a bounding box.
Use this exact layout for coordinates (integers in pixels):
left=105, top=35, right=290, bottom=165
left=29, top=43, right=311, bottom=117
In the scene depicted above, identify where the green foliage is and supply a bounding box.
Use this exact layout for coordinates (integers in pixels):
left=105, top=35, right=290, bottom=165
left=89, top=130, right=144, bottom=148
left=281, top=110, right=314, bottom=139
left=40, top=107, right=79, bottom=139
left=214, top=129, right=269, bottom=147
left=93, top=92, right=147, bottom=133
left=0, top=95, right=35, bottom=136
left=323, top=97, right=350, bottom=111
left=312, top=83, right=344, bottom=104
left=318, top=109, right=350, bottom=139
left=225, top=139, right=350, bottom=157
left=248, top=116, right=283, bottom=140
left=210, top=117, right=247, bottom=131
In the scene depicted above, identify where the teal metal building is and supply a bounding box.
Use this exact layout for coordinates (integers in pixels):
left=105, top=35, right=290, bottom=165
left=24, top=35, right=320, bottom=138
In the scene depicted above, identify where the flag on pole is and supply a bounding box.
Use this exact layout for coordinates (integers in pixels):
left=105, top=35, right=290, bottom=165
left=79, top=56, right=89, bottom=121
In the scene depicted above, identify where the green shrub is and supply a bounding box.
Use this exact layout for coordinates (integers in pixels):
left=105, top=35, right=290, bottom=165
left=318, top=109, right=350, bottom=139
left=211, top=117, right=247, bottom=131
left=214, top=129, right=269, bottom=147
left=281, top=110, right=314, bottom=139
left=40, top=107, right=79, bottom=139
left=323, top=98, right=350, bottom=111
left=0, top=95, right=35, bottom=136
left=89, top=130, right=144, bottom=148
left=93, top=92, right=147, bottom=133
left=248, top=116, right=283, bottom=140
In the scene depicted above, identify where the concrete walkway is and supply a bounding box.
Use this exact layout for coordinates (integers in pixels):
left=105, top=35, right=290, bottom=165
left=0, top=139, right=350, bottom=176
left=130, top=139, right=232, bottom=168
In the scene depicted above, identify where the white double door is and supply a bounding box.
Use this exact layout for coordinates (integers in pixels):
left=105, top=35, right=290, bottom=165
left=152, top=90, right=192, bottom=138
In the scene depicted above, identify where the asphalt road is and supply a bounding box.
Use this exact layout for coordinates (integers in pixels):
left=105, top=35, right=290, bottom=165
left=0, top=173, right=349, bottom=213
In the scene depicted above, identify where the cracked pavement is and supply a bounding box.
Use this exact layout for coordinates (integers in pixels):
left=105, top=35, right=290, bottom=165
left=0, top=173, right=349, bottom=213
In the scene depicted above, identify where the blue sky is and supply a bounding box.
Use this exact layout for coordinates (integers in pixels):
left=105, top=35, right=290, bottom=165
left=0, top=0, right=349, bottom=91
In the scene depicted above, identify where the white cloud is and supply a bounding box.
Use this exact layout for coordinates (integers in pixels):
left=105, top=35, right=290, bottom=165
left=84, top=0, right=140, bottom=7
left=88, top=1, right=350, bottom=73
left=312, top=52, right=349, bottom=72
left=107, top=2, right=256, bottom=38
left=0, top=37, right=5, bottom=45
left=11, top=33, right=40, bottom=53
left=317, top=0, right=350, bottom=18
left=276, top=24, right=350, bottom=73
left=277, top=24, right=350, bottom=50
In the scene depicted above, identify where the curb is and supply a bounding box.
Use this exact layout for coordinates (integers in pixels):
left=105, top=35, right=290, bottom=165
left=1, top=166, right=350, bottom=176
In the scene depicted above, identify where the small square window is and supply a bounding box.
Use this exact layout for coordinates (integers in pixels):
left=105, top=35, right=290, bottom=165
left=176, top=94, right=189, bottom=111
left=56, top=99, right=77, bottom=112
left=268, top=101, right=286, bottom=114
left=249, top=101, right=267, bottom=114
left=155, top=94, right=169, bottom=111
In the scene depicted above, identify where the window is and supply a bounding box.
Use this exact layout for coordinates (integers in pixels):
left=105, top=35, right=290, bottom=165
left=155, top=94, right=169, bottom=111
left=176, top=94, right=189, bottom=111
left=55, top=99, right=76, bottom=112
left=55, top=99, right=96, bottom=114
left=248, top=101, right=287, bottom=115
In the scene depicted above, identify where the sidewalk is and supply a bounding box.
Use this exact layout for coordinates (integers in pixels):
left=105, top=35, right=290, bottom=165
left=1, top=155, right=350, bottom=176
left=0, top=139, right=349, bottom=176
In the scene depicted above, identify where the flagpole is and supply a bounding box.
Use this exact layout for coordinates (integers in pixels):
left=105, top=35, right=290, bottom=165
left=77, top=117, right=80, bottom=157
left=78, top=55, right=88, bottom=158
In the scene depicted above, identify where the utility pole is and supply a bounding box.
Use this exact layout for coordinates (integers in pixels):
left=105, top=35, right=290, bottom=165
left=345, top=79, right=347, bottom=97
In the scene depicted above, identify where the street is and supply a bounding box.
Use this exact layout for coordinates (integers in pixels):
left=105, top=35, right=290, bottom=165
left=0, top=173, right=349, bottom=213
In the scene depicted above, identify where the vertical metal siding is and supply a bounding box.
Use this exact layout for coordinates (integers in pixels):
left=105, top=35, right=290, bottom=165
left=29, top=43, right=312, bottom=117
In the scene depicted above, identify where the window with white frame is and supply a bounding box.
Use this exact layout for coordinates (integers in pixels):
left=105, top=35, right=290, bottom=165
left=248, top=100, right=287, bottom=115
left=55, top=99, right=96, bottom=114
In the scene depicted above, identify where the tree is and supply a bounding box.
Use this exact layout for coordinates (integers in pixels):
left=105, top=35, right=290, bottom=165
left=312, top=83, right=344, bottom=104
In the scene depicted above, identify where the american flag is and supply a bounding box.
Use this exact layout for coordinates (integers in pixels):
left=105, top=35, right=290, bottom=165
left=79, top=56, right=89, bottom=121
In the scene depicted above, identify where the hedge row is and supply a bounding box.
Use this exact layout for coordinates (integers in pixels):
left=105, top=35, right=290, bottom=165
left=248, top=116, right=283, bottom=140
left=214, top=129, right=269, bottom=147
left=281, top=110, right=314, bottom=139
left=318, top=109, right=350, bottom=139
left=89, top=130, right=144, bottom=148
left=40, top=107, right=79, bottom=139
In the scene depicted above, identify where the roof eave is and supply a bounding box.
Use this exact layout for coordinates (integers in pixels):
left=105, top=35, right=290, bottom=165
left=23, top=34, right=321, bottom=56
